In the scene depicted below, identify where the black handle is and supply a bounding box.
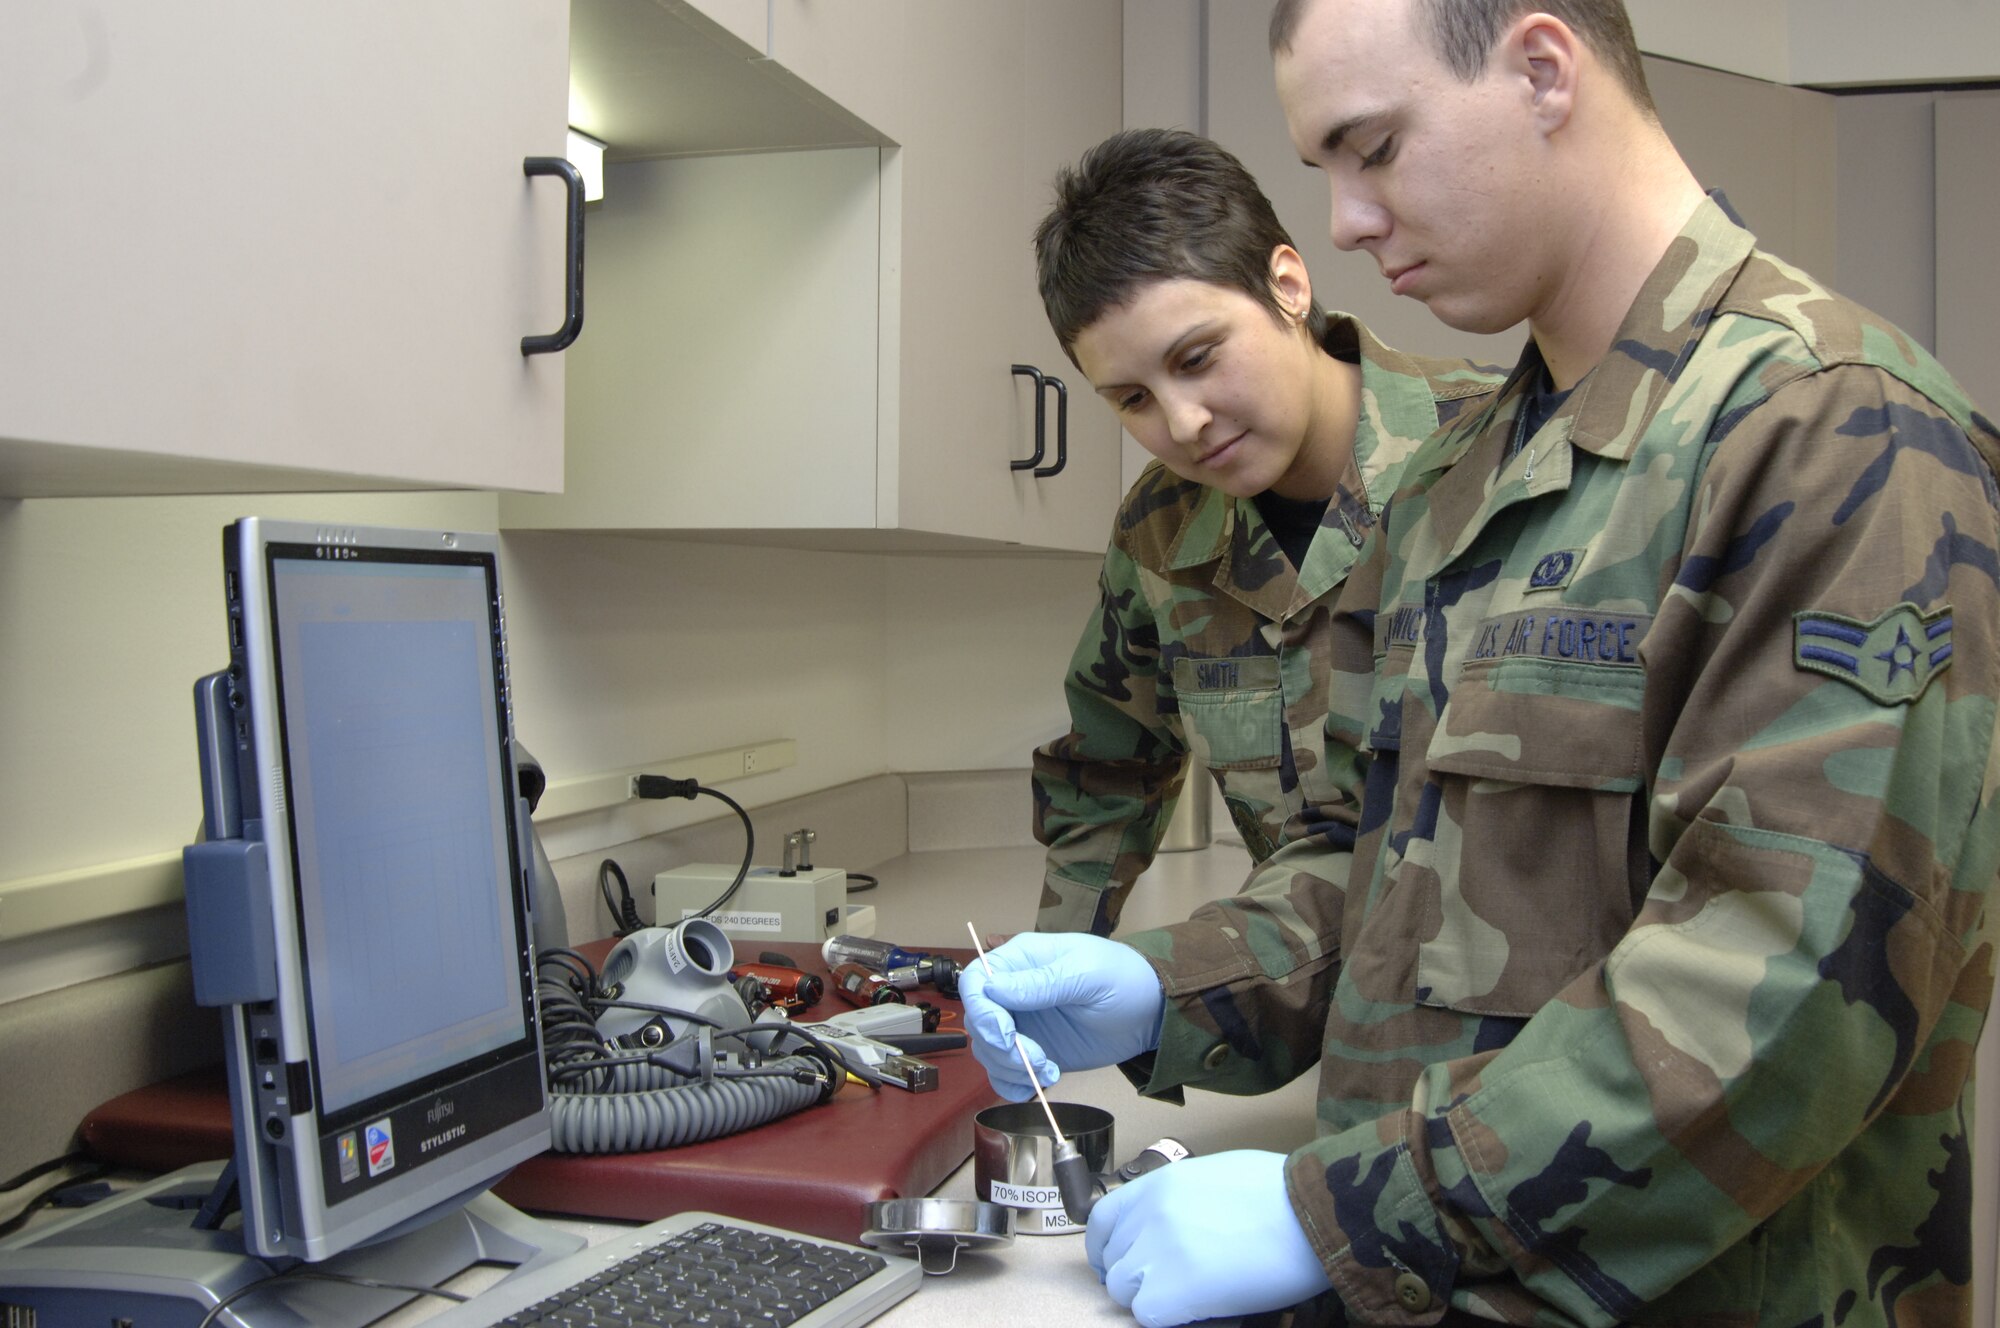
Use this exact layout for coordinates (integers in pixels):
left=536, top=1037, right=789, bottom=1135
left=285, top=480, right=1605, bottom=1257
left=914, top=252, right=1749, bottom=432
left=1034, top=373, right=1069, bottom=477
left=1010, top=364, right=1046, bottom=471
left=522, top=157, right=586, bottom=356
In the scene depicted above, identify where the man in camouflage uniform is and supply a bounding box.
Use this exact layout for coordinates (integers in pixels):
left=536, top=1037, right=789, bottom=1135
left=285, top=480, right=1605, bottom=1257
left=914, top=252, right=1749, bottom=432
left=1031, top=128, right=1500, bottom=936
left=963, top=1, right=2000, bottom=1324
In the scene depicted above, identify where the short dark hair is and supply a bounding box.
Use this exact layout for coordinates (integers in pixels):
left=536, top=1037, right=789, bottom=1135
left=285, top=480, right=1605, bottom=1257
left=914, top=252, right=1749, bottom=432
left=1034, top=127, right=1325, bottom=357
left=1270, top=0, right=1657, bottom=119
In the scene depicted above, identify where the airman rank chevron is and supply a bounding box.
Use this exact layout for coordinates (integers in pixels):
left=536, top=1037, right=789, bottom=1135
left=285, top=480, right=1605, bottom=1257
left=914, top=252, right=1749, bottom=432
left=1793, top=603, right=1953, bottom=704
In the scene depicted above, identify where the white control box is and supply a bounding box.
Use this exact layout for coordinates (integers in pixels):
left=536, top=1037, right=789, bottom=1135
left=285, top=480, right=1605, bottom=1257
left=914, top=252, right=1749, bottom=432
left=648, top=863, right=849, bottom=942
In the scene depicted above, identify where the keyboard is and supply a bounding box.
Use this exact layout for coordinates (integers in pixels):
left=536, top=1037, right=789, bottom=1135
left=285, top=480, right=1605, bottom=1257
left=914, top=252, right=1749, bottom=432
left=423, top=1212, right=921, bottom=1328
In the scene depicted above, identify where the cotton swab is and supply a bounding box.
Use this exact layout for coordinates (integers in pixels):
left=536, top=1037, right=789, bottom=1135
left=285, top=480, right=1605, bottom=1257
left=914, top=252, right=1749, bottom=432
left=966, top=923, right=1096, bottom=1222
left=965, top=922, right=1069, bottom=1144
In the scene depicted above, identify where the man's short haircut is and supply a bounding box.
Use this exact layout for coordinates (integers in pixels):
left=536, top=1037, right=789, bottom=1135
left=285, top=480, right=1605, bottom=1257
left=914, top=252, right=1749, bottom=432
left=1269, top=0, right=1657, bottom=120
left=1035, top=127, right=1325, bottom=358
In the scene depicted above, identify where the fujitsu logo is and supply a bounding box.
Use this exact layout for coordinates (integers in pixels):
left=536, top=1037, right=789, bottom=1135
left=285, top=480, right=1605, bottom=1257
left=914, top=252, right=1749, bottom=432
left=425, top=1097, right=456, bottom=1125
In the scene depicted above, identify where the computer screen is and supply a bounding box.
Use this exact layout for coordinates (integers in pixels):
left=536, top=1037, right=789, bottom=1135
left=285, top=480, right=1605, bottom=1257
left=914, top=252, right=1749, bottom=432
left=198, top=519, right=551, bottom=1262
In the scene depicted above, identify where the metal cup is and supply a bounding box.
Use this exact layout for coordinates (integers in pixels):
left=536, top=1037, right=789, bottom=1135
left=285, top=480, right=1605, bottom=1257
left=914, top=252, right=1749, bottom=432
left=972, top=1102, right=1114, bottom=1235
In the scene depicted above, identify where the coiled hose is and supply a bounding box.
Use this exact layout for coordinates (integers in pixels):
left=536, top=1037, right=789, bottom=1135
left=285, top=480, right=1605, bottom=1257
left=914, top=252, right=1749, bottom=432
left=547, top=1054, right=826, bottom=1153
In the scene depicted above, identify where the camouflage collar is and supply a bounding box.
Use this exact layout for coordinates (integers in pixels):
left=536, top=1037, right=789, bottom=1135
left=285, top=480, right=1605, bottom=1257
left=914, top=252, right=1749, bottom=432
left=1163, top=313, right=1457, bottom=584
left=1553, top=195, right=1758, bottom=462
left=1163, top=484, right=1306, bottom=621
left=1427, top=194, right=1759, bottom=482
left=1340, top=313, right=1487, bottom=515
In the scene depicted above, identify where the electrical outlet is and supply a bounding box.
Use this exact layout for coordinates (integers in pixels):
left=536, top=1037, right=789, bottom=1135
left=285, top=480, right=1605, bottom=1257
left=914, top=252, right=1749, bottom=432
left=743, top=748, right=759, bottom=774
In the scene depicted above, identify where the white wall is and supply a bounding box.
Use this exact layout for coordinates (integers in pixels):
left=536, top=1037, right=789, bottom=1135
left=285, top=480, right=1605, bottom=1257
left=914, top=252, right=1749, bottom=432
left=882, top=554, right=1101, bottom=774
left=0, top=490, right=499, bottom=883
left=0, top=497, right=1091, bottom=1002
left=501, top=532, right=893, bottom=862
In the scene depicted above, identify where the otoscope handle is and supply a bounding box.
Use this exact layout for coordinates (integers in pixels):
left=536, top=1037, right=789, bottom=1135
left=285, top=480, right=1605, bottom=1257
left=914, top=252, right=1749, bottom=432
left=1058, top=1137, right=1191, bottom=1225
left=1054, top=1137, right=1095, bottom=1226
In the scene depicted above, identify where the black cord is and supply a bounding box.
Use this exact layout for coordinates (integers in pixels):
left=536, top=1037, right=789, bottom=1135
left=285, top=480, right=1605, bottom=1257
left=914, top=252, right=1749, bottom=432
left=687, top=787, right=754, bottom=919
left=0, top=1150, right=91, bottom=1194
left=598, top=858, right=642, bottom=935
left=194, top=1267, right=469, bottom=1328
left=0, top=1163, right=112, bottom=1240
left=845, top=872, right=878, bottom=894
left=627, top=778, right=755, bottom=921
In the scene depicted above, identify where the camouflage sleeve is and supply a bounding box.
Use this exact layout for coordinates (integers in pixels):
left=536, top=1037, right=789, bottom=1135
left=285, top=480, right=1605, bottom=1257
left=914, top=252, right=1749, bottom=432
left=1033, top=540, right=1190, bottom=935
left=1282, top=371, right=2000, bottom=1322
left=1117, top=834, right=1351, bottom=1097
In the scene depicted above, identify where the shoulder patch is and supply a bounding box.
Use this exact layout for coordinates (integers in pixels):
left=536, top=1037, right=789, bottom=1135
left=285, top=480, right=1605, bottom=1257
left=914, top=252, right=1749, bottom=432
left=1794, top=604, right=1952, bottom=704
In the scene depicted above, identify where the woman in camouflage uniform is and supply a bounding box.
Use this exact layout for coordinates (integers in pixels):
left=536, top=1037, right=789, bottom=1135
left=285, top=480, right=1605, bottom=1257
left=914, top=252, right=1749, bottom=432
left=1030, top=128, right=1500, bottom=935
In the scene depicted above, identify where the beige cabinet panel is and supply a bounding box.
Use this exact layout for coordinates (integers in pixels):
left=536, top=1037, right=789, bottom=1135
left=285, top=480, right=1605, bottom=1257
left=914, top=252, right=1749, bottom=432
left=1939, top=92, right=2000, bottom=1328
left=500, top=150, right=883, bottom=533
left=532, top=0, right=1124, bottom=553
left=884, top=0, right=1125, bottom=552
left=570, top=0, right=880, bottom=159
left=0, top=0, right=571, bottom=497
left=766, top=0, right=913, bottom=145
left=1936, top=94, right=2000, bottom=417
left=681, top=0, right=771, bottom=55
left=1647, top=59, right=1837, bottom=279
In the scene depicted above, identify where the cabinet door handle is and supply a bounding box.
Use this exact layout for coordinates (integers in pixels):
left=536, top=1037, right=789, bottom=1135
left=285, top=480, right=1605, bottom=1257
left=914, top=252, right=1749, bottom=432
left=521, top=157, right=586, bottom=356
left=1010, top=364, right=1047, bottom=471
left=1033, top=373, right=1069, bottom=478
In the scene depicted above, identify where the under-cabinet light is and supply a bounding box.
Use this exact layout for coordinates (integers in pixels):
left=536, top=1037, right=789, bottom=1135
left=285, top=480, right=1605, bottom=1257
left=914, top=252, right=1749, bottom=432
left=567, top=128, right=606, bottom=203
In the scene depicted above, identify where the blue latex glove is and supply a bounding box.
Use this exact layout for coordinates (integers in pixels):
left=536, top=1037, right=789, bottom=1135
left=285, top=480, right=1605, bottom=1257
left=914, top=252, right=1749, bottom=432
left=956, top=933, right=1164, bottom=1101
left=1086, top=1150, right=1333, bottom=1327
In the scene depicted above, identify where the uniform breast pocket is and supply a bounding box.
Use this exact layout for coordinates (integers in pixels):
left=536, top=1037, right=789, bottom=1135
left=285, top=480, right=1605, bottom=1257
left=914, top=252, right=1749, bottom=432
left=1171, top=655, right=1285, bottom=771
left=1411, top=661, right=1649, bottom=1017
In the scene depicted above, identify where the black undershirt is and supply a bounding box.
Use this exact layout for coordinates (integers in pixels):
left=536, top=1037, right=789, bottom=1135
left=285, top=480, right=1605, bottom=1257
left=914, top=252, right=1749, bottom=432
left=1511, top=364, right=1574, bottom=459
left=1252, top=490, right=1332, bottom=572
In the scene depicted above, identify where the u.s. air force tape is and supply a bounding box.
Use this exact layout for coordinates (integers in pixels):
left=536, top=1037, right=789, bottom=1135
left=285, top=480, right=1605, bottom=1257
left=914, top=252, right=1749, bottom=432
left=1384, top=605, right=1653, bottom=664
left=1467, top=609, right=1652, bottom=666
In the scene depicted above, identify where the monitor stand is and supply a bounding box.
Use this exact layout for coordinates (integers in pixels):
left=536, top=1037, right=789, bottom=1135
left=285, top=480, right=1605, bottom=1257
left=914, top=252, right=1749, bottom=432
left=0, top=1159, right=586, bottom=1327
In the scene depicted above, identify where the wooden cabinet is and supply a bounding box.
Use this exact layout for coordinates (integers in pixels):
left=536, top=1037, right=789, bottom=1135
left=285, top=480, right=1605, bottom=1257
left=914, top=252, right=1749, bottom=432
left=0, top=0, right=571, bottom=497
left=503, top=0, right=1125, bottom=553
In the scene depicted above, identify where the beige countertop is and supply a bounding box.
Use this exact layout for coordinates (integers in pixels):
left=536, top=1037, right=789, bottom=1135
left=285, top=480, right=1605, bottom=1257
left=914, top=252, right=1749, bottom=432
left=393, top=836, right=1320, bottom=1326
left=451, top=837, right=1306, bottom=1325
left=843, top=838, right=1319, bottom=1325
